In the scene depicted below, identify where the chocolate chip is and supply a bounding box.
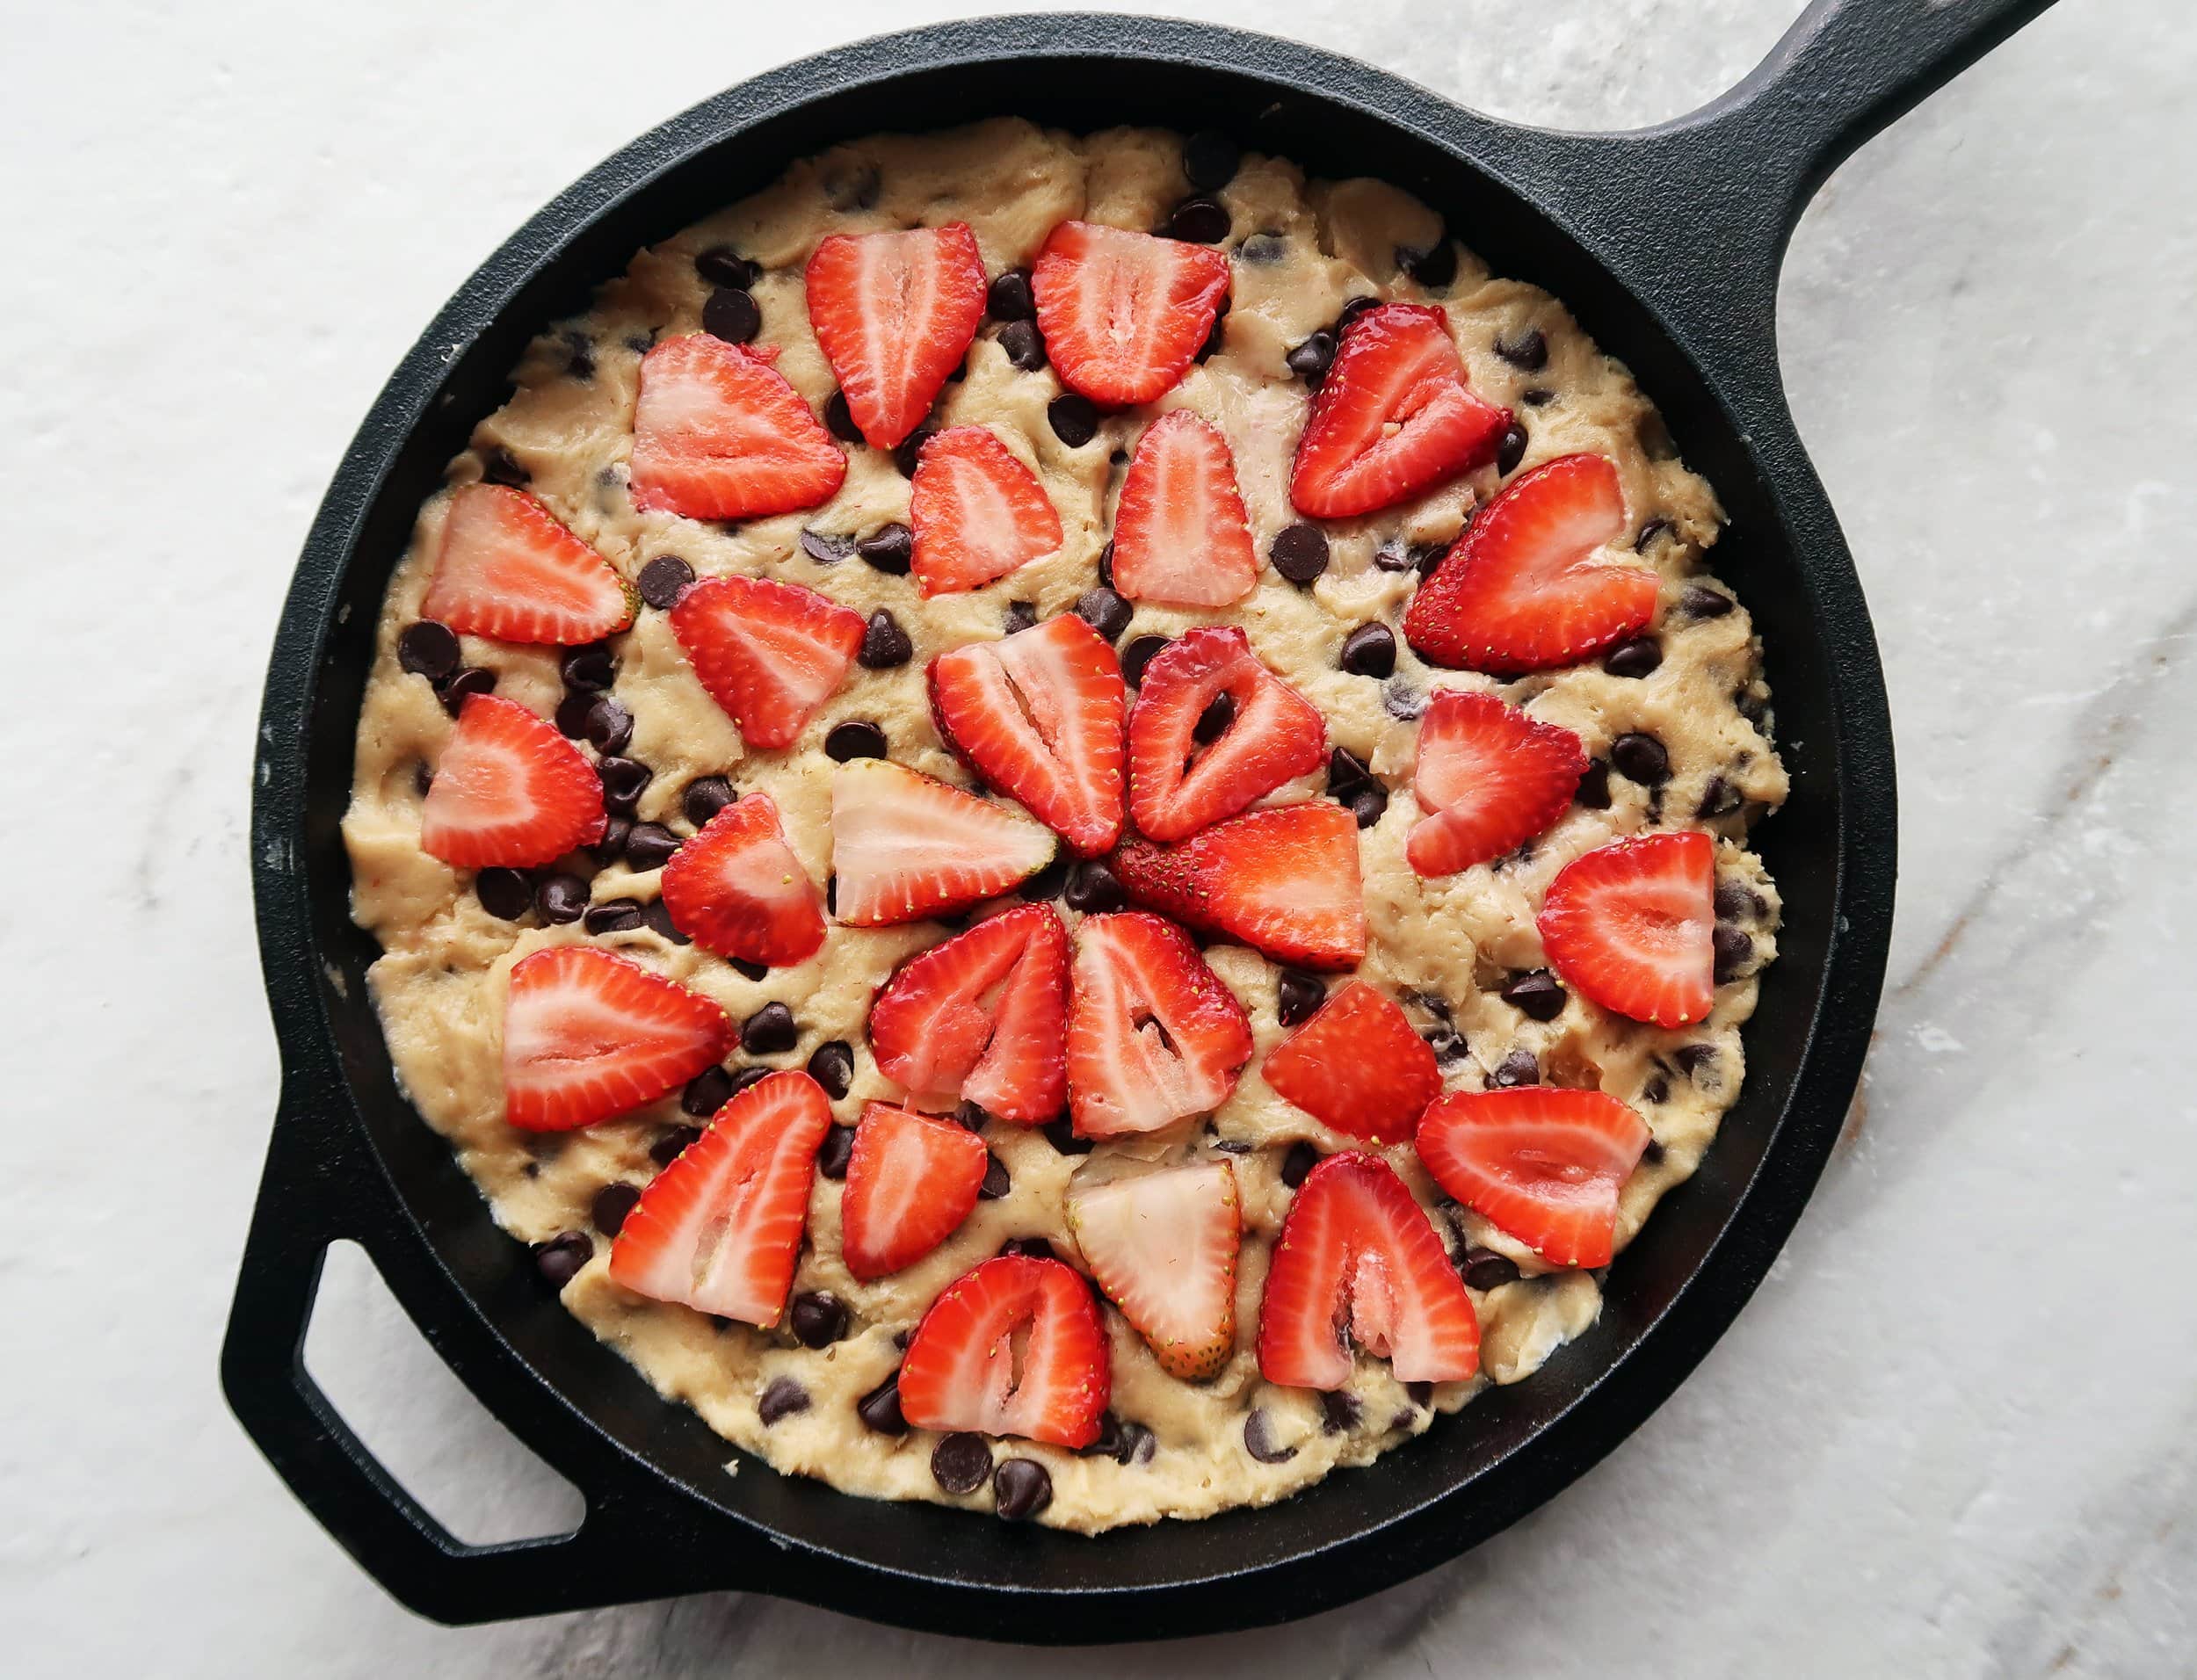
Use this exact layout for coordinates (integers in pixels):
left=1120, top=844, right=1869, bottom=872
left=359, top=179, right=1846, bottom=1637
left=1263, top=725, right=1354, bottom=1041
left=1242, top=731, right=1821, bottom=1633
left=413, top=760, right=433, bottom=799
left=742, top=1002, right=798, bottom=1055
left=702, top=286, right=761, bottom=345
left=1063, top=858, right=1126, bottom=915
left=824, top=388, right=862, bottom=444
left=1336, top=294, right=1381, bottom=337
left=932, top=1431, right=994, bottom=1495
left=758, top=1376, right=809, bottom=1425
left=847, top=616, right=913, bottom=683
left=1494, top=327, right=1548, bottom=371
left=682, top=1064, right=735, bottom=1118
left=1339, top=622, right=1396, bottom=679
left=1286, top=330, right=1335, bottom=385
left=1270, top=522, right=1330, bottom=585
left=1698, top=776, right=1744, bottom=819
left=1003, top=600, right=1038, bottom=635
left=1019, top=851, right=1070, bottom=902
left=1682, top=583, right=1734, bottom=619
left=729, top=957, right=770, bottom=983
left=475, top=867, right=533, bottom=921
left=439, top=667, right=497, bottom=715
left=1183, top=129, right=1240, bottom=192
left=1643, top=1075, right=1671, bottom=1105
left=857, top=522, right=913, bottom=576
left=1238, top=233, right=1287, bottom=264
left=1424, top=1025, right=1468, bottom=1066
left=1277, top=969, right=1326, bottom=1028
left=1497, top=422, right=1528, bottom=475
left=1384, top=681, right=1427, bottom=721
left=805, top=1039, right=853, bottom=1100
left=590, top=1182, right=642, bottom=1236
left=398, top=619, right=460, bottom=680
left=1041, top=1114, right=1094, bottom=1156
left=1713, top=923, right=1753, bottom=983
left=823, top=720, right=888, bottom=764
left=1120, top=634, right=1171, bottom=689
left=628, top=552, right=694, bottom=613
left=650, top=1125, right=702, bottom=1167
left=727, top=1067, right=772, bottom=1100
left=1195, top=310, right=1227, bottom=364
left=1637, top=518, right=1674, bottom=552
left=1522, top=387, right=1555, bottom=407
left=1674, top=1043, right=1720, bottom=1077
left=1576, top=759, right=1612, bottom=809
left=582, top=696, right=634, bottom=756
left=584, top=898, right=643, bottom=936
left=997, top=318, right=1048, bottom=372
left=987, top=267, right=1034, bottom=321
left=893, top=427, right=935, bottom=480
left=818, top=1123, right=856, bottom=1180
left=997, top=1236, right=1055, bottom=1263
left=532, top=1230, right=591, bottom=1286
left=1347, top=785, right=1388, bottom=829
left=590, top=815, right=631, bottom=864
left=554, top=692, right=595, bottom=738
left=1642, top=1137, right=1667, bottom=1164
left=1461, top=1249, right=1520, bottom=1293
left=555, top=646, right=611, bottom=697
left=1166, top=196, right=1230, bottom=244
left=1096, top=541, right=1116, bottom=588
left=478, top=443, right=530, bottom=488
left=1398, top=236, right=1459, bottom=288
left=1280, top=1141, right=1320, bottom=1189
left=1074, top=586, right=1132, bottom=641
left=956, top=1101, right=992, bottom=1133
left=1048, top=394, right=1099, bottom=449
left=855, top=1371, right=908, bottom=1435
left=993, top=1457, right=1052, bottom=1521
left=1715, top=880, right=1765, bottom=922
left=798, top=529, right=852, bottom=567
left=596, top=756, right=651, bottom=813
left=1500, top=970, right=1566, bottom=1021
left=1193, top=690, right=1236, bottom=745
left=1094, top=1414, right=1157, bottom=1466
left=623, top=822, right=681, bottom=872
left=1372, top=538, right=1416, bottom=573
left=694, top=246, right=759, bottom=290
left=789, top=1291, right=850, bottom=1349
left=643, top=899, right=688, bottom=949
left=1405, top=1380, right=1435, bottom=1409
left=1611, top=733, right=1670, bottom=786
left=1321, top=1391, right=1362, bottom=1434
left=1602, top=637, right=1662, bottom=679
left=1735, top=688, right=1770, bottom=728
left=825, top=877, right=837, bottom=918
left=1244, top=1408, right=1296, bottom=1464
left=536, top=873, right=589, bottom=923
left=979, top=1152, right=1010, bottom=1199
left=1491, top=1048, right=1540, bottom=1088
left=562, top=332, right=596, bottom=382
left=683, top=775, right=735, bottom=828
left=1327, top=747, right=1375, bottom=799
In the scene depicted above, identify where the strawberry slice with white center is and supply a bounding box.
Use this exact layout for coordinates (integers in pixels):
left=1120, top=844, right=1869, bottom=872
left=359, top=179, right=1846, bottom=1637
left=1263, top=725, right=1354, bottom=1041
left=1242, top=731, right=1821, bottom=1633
left=829, top=759, right=1055, bottom=926
left=420, top=693, right=605, bottom=868
left=868, top=904, right=1069, bottom=1122
left=1031, top=221, right=1232, bottom=409
left=1407, top=689, right=1587, bottom=875
left=897, top=1253, right=1111, bottom=1448
left=1288, top=302, right=1511, bottom=519
left=501, top=945, right=735, bottom=1132
left=1126, top=626, right=1325, bottom=842
left=1065, top=1159, right=1241, bottom=1379
left=669, top=573, right=866, bottom=749
left=908, top=426, right=1064, bottom=596
left=929, top=614, right=1126, bottom=856
left=1109, top=409, right=1258, bottom=608
left=1403, top=453, right=1657, bottom=673
left=606, top=1068, right=831, bottom=1325
left=839, top=1101, right=991, bottom=1280
left=657, top=791, right=826, bottom=967
left=1256, top=1152, right=1481, bottom=1390
left=1260, top=981, right=1442, bottom=1144
left=1113, top=801, right=1366, bottom=971
left=1416, top=1088, right=1652, bottom=1270
left=420, top=483, right=634, bottom=645
left=1066, top=912, right=1253, bottom=1139
left=804, top=222, right=989, bottom=450
left=628, top=334, right=846, bottom=523
left=1537, top=830, right=1716, bottom=1027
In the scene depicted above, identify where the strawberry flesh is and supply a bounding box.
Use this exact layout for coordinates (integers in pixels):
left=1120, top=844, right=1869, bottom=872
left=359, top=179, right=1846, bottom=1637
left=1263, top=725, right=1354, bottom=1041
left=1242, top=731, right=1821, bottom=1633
left=867, top=903, right=1069, bottom=1123
left=1407, top=689, right=1587, bottom=875
left=1126, top=626, right=1325, bottom=843
left=1066, top=912, right=1252, bottom=1138
left=670, top=573, right=866, bottom=750
left=1416, top=1087, right=1652, bottom=1269
left=1260, top=981, right=1441, bottom=1144
left=829, top=759, right=1055, bottom=926
left=1537, top=830, right=1716, bottom=1027
left=909, top=426, right=1063, bottom=597
left=1031, top=221, right=1231, bottom=409
left=629, top=335, right=846, bottom=522
left=1113, top=801, right=1366, bottom=971
left=657, top=791, right=827, bottom=967
left=421, top=483, right=634, bottom=645
left=419, top=692, right=605, bottom=868
left=1067, top=1159, right=1240, bottom=1379
left=804, top=222, right=988, bottom=450
left=897, top=1253, right=1112, bottom=1448
left=840, top=1101, right=990, bottom=1281
left=1109, top=409, right=1258, bottom=608
left=502, top=945, right=735, bottom=1133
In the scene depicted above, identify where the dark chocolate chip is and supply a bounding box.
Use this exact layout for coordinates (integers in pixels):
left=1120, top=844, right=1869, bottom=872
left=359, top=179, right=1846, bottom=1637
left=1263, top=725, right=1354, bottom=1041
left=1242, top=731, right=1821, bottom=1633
left=1405, top=1380, right=1435, bottom=1408
left=857, top=1372, right=908, bottom=1434
left=956, top=1100, right=992, bottom=1133
left=1097, top=541, right=1115, bottom=588
left=1277, top=969, right=1327, bottom=1028
left=1193, top=690, right=1236, bottom=745
left=643, top=897, right=689, bottom=948
left=993, top=1458, right=1052, bottom=1521
left=624, top=822, right=681, bottom=872
left=683, top=775, right=735, bottom=828
left=536, top=873, right=590, bottom=923
left=997, top=318, right=1047, bottom=371
left=758, top=1376, right=809, bottom=1425
left=533, top=1230, right=592, bottom=1287
left=596, top=756, right=652, bottom=813
left=893, top=428, right=935, bottom=480
left=475, top=867, right=533, bottom=922
left=1522, top=387, right=1555, bottom=407
left=742, top=1002, right=799, bottom=1055
left=987, top=267, right=1034, bottom=321
left=1270, top=522, right=1330, bottom=585
left=979, top=1152, right=1010, bottom=1200
left=1494, top=327, right=1548, bottom=371
left=1713, top=923, right=1753, bottom=983
left=856, top=611, right=914, bottom=676
left=818, top=1123, right=856, bottom=1180
left=590, top=1182, right=642, bottom=1236
left=806, top=1039, right=854, bottom=1100
left=1698, top=776, right=1744, bottom=820
left=1575, top=759, right=1612, bottom=809
left=1715, top=880, right=1765, bottom=922
left=702, top=286, right=761, bottom=345
left=1280, top=1141, right=1320, bottom=1189
left=1424, top=1025, right=1468, bottom=1066
left=1321, top=1391, right=1362, bottom=1434
left=1373, top=538, right=1418, bottom=573
left=1048, top=394, right=1099, bottom=449
left=1610, top=733, right=1671, bottom=786
left=1681, top=583, right=1734, bottom=619
left=1244, top=1409, right=1297, bottom=1464
left=1286, top=330, right=1336, bottom=385
left=727, top=1067, right=773, bottom=1099
left=1496, top=422, right=1528, bottom=476
left=1238, top=232, right=1287, bottom=264
left=1339, top=622, right=1396, bottom=678
left=584, top=898, right=644, bottom=936
left=439, top=667, right=497, bottom=714
left=554, top=691, right=596, bottom=739
left=1074, top=586, right=1132, bottom=641
left=1643, top=1075, right=1671, bottom=1105
left=800, top=529, right=854, bottom=566
left=650, top=1125, right=702, bottom=1167
left=562, top=332, right=595, bottom=382
left=1183, top=129, right=1240, bottom=192
left=824, top=721, right=888, bottom=763
left=694, top=246, right=759, bottom=290
left=1384, top=681, right=1427, bottom=721
left=789, top=1291, right=850, bottom=1349
left=1003, top=600, right=1038, bottom=635
left=824, top=388, right=863, bottom=444
left=1195, top=310, right=1227, bottom=364
left=1063, top=859, right=1126, bottom=915
left=1019, top=851, right=1070, bottom=902
left=1120, top=634, right=1171, bottom=689
left=582, top=696, right=634, bottom=757
left=1398, top=236, right=1459, bottom=288
left=1336, top=294, right=1381, bottom=336
left=1735, top=689, right=1770, bottom=728
left=398, top=619, right=460, bottom=680
left=1602, top=636, right=1663, bottom=679
left=560, top=642, right=615, bottom=692
left=1347, top=785, right=1388, bottom=829
left=479, top=443, right=531, bottom=488
left=932, top=1432, right=994, bottom=1495
left=1041, top=1114, right=1095, bottom=1156
left=825, top=876, right=838, bottom=917
left=591, top=815, right=632, bottom=864
left=1499, top=970, right=1566, bottom=1022
left=1637, top=518, right=1674, bottom=552
left=1674, top=1043, right=1720, bottom=1077
left=636, top=554, right=693, bottom=611
left=997, top=1236, right=1056, bottom=1261
left=1167, top=196, right=1231, bottom=244
left=683, top=1065, right=734, bottom=1118
left=1491, top=1048, right=1540, bottom=1088
left=1327, top=747, right=1375, bottom=798
left=1462, top=1249, right=1521, bottom=1293
left=729, top=957, right=770, bottom=983
left=857, top=522, right=913, bottom=576
left=1642, top=1137, right=1667, bottom=1164
left=413, top=760, right=433, bottom=799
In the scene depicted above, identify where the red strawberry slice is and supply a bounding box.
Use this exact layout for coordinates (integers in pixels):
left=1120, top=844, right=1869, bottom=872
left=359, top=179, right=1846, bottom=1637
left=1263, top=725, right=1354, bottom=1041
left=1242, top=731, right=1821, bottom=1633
left=1031, top=221, right=1231, bottom=408
left=421, top=483, right=634, bottom=645
left=830, top=759, right=1055, bottom=926
left=1066, top=912, right=1253, bottom=1138
left=628, top=334, right=846, bottom=523
left=1260, top=981, right=1441, bottom=1144
left=1256, top=1152, right=1481, bottom=1390
left=1407, top=689, right=1587, bottom=875
left=1126, top=626, right=1325, bottom=842
left=657, top=791, right=826, bottom=967
left=929, top=614, right=1126, bottom=856
left=669, top=573, right=865, bottom=749
left=1065, top=1159, right=1240, bottom=1379
left=502, top=945, right=735, bottom=1132
left=897, top=1253, right=1111, bottom=1448
left=1416, top=1088, right=1652, bottom=1270
left=420, top=693, right=605, bottom=868
left=606, top=1068, right=831, bottom=1325
left=1537, top=830, right=1715, bottom=1027
left=1403, top=453, right=1656, bottom=673
left=867, top=904, right=1069, bottom=1123
left=1288, top=303, right=1510, bottom=519
left=804, top=222, right=989, bottom=450
left=909, top=427, right=1064, bottom=597
left=1113, top=802, right=1366, bottom=971
left=839, top=1101, right=990, bottom=1281
left=1109, top=409, right=1258, bottom=608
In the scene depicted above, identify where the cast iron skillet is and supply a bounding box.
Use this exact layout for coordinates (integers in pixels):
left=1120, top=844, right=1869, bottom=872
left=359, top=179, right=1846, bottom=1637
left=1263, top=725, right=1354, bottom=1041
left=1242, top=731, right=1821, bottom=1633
left=225, top=0, right=2055, bottom=1640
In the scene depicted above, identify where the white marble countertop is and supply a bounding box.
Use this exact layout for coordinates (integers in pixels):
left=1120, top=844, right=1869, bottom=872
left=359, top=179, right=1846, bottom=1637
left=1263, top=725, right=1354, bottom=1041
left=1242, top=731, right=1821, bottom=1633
left=6, top=0, right=2193, bottom=1672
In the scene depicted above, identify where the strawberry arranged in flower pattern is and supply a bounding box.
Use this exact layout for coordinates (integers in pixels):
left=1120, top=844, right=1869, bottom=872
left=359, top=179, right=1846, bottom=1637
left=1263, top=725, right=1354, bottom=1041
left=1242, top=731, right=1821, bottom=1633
left=1031, top=221, right=1232, bottom=409
left=628, top=335, right=846, bottom=522
left=804, top=222, right=989, bottom=450
left=1108, top=409, right=1258, bottom=608
left=1537, top=830, right=1716, bottom=1027
left=1113, top=801, right=1366, bottom=971
left=1416, top=1088, right=1653, bottom=1270
left=929, top=613, right=1126, bottom=857
left=607, top=1068, right=832, bottom=1325
left=1406, top=689, right=1587, bottom=876
left=420, top=693, right=605, bottom=868
left=1126, top=626, right=1324, bottom=843
left=1066, top=912, right=1253, bottom=1138
left=670, top=573, right=866, bottom=749
left=657, top=791, right=826, bottom=968
left=1066, top=1159, right=1241, bottom=1379
left=1259, top=981, right=1441, bottom=1144
left=1403, top=453, right=1657, bottom=673
left=867, top=904, right=1069, bottom=1123
left=839, top=1101, right=991, bottom=1281
left=1256, top=1152, right=1481, bottom=1390
left=909, top=427, right=1063, bottom=597
left=897, top=1253, right=1111, bottom=1448
left=421, top=483, right=634, bottom=645
left=1288, top=303, right=1510, bottom=519
left=829, top=759, right=1055, bottom=926
left=502, top=945, right=735, bottom=1132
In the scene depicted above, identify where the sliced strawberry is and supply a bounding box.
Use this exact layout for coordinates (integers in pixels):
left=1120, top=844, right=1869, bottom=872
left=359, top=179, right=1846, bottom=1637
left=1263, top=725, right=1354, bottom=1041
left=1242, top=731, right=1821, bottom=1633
left=1288, top=303, right=1510, bottom=519
left=839, top=1101, right=990, bottom=1280
left=669, top=573, right=865, bottom=749
left=1403, top=453, right=1656, bottom=673
left=1416, top=1088, right=1652, bottom=1270
left=1031, top=221, right=1231, bottom=408
left=1537, top=831, right=1715, bottom=1027
left=1109, top=409, right=1258, bottom=608
left=1066, top=912, right=1252, bottom=1138
left=867, top=904, right=1069, bottom=1123
left=804, top=222, right=989, bottom=451
left=657, top=791, right=826, bottom=967
left=420, top=483, right=634, bottom=645
left=1113, top=802, right=1366, bottom=971
left=908, top=427, right=1063, bottom=597
left=628, top=334, right=845, bottom=523
left=1407, top=689, right=1587, bottom=875
left=1126, top=626, right=1325, bottom=842
left=606, top=1068, right=831, bottom=1324
left=1065, top=1159, right=1240, bottom=1379
left=897, top=1253, right=1111, bottom=1448
left=829, top=759, right=1055, bottom=926
left=929, top=615, right=1126, bottom=856
left=1256, top=1152, right=1481, bottom=1390
left=1260, top=981, right=1441, bottom=1144
left=420, top=693, right=605, bottom=868
left=502, top=945, right=734, bottom=1132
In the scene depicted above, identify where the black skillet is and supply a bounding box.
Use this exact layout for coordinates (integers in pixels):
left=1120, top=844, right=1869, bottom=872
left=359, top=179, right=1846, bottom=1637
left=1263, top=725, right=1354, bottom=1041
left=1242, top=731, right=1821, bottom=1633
left=224, top=0, right=2056, bottom=1641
